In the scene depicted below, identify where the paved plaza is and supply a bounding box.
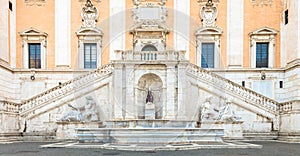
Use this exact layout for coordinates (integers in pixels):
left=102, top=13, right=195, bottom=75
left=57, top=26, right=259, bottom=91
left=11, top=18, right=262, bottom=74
left=0, top=141, right=299, bottom=156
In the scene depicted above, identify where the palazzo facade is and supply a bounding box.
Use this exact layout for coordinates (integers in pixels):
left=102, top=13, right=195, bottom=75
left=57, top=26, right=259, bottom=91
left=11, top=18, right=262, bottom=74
left=0, top=0, right=300, bottom=142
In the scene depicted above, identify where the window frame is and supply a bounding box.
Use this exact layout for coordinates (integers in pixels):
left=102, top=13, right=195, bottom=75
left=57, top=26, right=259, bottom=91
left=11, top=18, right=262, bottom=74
left=19, top=28, right=47, bottom=69
left=195, top=27, right=222, bottom=68
left=249, top=27, right=277, bottom=68
left=76, top=27, right=102, bottom=69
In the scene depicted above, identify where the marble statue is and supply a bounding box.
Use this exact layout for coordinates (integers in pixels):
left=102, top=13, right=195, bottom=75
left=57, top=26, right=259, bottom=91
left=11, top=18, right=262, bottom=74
left=201, top=97, right=220, bottom=120
left=218, top=99, right=241, bottom=122
left=60, top=96, right=99, bottom=122
left=200, top=97, right=242, bottom=122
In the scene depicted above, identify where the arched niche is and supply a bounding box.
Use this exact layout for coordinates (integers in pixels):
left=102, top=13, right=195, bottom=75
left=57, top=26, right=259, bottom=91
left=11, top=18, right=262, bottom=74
left=141, top=45, right=158, bottom=51
left=136, top=73, right=163, bottom=119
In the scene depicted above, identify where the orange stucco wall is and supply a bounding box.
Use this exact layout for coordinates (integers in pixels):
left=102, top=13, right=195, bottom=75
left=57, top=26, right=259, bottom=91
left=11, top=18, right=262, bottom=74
left=14, top=0, right=284, bottom=69
left=16, top=1, right=55, bottom=69
left=125, top=0, right=134, bottom=50
left=71, top=0, right=110, bottom=67
left=189, top=1, right=227, bottom=66
left=165, top=0, right=174, bottom=50
left=244, top=1, right=282, bottom=68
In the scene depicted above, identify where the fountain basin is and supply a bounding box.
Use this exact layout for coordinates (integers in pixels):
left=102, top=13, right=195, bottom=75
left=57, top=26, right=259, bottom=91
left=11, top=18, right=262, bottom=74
left=76, top=128, right=224, bottom=144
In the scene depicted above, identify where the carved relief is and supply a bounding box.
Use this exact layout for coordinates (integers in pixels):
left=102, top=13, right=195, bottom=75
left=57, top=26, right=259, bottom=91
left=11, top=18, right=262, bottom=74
left=133, top=0, right=166, bottom=6
left=24, top=0, right=46, bottom=6
left=251, top=0, right=273, bottom=7
left=199, top=0, right=218, bottom=27
left=198, top=0, right=220, bottom=3
left=81, top=0, right=99, bottom=28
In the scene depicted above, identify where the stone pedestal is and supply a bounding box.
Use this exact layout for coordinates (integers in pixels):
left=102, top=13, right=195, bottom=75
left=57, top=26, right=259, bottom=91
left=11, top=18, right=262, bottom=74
left=200, top=121, right=243, bottom=139
left=145, top=102, right=155, bottom=119
left=56, top=122, right=103, bottom=140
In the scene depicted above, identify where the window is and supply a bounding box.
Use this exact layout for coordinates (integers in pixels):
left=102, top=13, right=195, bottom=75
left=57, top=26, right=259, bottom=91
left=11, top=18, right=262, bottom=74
left=256, top=43, right=268, bottom=68
left=28, top=43, right=41, bottom=69
left=201, top=43, right=215, bottom=68
left=285, top=10, right=288, bottom=25
left=279, top=81, right=283, bottom=88
left=9, top=1, right=12, bottom=11
left=84, top=43, right=97, bottom=69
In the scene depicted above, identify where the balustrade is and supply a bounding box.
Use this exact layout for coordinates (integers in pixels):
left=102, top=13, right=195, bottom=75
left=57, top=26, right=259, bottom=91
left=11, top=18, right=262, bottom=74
left=0, top=101, right=20, bottom=113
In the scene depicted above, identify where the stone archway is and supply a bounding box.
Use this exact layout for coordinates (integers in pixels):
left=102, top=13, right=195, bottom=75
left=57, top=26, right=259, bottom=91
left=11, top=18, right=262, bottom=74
left=136, top=73, right=163, bottom=119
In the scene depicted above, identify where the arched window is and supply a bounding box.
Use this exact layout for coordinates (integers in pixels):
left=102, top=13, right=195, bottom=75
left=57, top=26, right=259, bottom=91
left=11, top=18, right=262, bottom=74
left=141, top=45, right=158, bottom=51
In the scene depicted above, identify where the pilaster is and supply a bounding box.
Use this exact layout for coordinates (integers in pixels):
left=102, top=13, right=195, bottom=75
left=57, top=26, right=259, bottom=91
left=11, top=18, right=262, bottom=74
left=55, top=0, right=71, bottom=68
left=113, top=63, right=124, bottom=119
left=125, top=64, right=135, bottom=119
left=165, top=63, right=177, bottom=119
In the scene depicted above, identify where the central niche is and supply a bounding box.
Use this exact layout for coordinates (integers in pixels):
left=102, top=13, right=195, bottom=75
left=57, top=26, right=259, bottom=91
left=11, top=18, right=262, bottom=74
left=136, top=73, right=163, bottom=119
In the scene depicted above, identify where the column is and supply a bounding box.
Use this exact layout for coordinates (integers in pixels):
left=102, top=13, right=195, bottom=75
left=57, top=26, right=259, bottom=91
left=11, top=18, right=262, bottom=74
left=55, top=0, right=71, bottom=68
left=227, top=0, right=244, bottom=67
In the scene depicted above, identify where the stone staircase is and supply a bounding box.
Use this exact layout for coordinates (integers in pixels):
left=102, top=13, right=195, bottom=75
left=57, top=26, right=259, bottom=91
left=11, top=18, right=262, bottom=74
left=0, top=132, right=22, bottom=143
left=19, top=64, right=113, bottom=118
left=186, top=63, right=279, bottom=120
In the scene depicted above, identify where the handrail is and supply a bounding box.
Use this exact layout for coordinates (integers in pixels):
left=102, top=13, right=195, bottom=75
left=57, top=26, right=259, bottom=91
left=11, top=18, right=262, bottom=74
left=19, top=64, right=113, bottom=114
left=0, top=101, right=20, bottom=113
left=186, top=63, right=279, bottom=114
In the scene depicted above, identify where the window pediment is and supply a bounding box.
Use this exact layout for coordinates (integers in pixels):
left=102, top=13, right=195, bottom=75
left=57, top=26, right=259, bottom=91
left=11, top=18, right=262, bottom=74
left=249, top=27, right=278, bottom=36
left=19, top=27, right=48, bottom=37
left=196, top=27, right=222, bottom=35
left=76, top=27, right=103, bottom=36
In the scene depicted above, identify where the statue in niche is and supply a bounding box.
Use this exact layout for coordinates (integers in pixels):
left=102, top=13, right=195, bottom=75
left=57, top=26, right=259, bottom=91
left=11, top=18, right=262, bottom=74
left=81, top=0, right=98, bottom=28
left=200, top=0, right=218, bottom=27
left=146, top=88, right=154, bottom=103
left=60, top=96, right=99, bottom=122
